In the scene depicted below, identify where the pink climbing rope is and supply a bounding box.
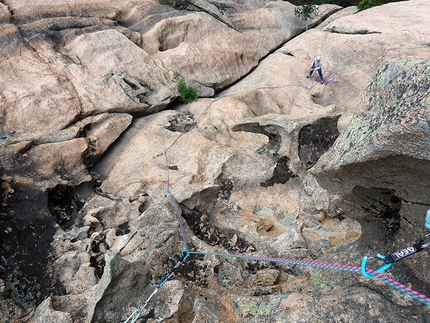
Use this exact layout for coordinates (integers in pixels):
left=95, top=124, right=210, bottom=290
left=189, top=251, right=430, bottom=306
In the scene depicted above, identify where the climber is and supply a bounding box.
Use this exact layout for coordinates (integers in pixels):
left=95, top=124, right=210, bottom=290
left=306, top=56, right=324, bottom=84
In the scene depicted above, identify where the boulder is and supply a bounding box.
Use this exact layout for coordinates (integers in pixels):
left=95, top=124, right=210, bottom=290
left=311, top=58, right=430, bottom=285
left=2, top=0, right=430, bottom=322
left=312, top=58, right=430, bottom=203
left=0, top=3, right=11, bottom=23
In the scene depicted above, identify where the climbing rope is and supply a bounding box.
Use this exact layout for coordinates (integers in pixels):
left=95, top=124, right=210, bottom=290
left=125, top=246, right=430, bottom=323
left=166, top=190, right=189, bottom=251
left=189, top=250, right=430, bottom=307
left=124, top=288, right=158, bottom=323
left=321, top=70, right=340, bottom=86
left=367, top=269, right=430, bottom=306
left=190, top=250, right=361, bottom=273
left=124, top=251, right=190, bottom=323
left=124, top=76, right=430, bottom=321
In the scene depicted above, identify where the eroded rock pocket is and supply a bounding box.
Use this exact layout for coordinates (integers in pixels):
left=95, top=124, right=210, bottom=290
left=260, top=156, right=297, bottom=187
left=179, top=204, right=256, bottom=253
left=165, top=111, right=196, bottom=133
left=298, top=115, right=340, bottom=169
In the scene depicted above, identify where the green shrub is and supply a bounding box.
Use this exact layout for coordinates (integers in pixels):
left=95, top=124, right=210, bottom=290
left=286, top=0, right=405, bottom=10
left=358, top=0, right=404, bottom=10
left=294, top=4, right=317, bottom=20
left=294, top=4, right=318, bottom=30
left=157, top=0, right=188, bottom=9
left=172, top=72, right=198, bottom=104
left=358, top=0, right=377, bottom=9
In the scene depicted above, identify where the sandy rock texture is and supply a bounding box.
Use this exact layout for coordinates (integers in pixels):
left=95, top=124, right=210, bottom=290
left=1, top=0, right=430, bottom=322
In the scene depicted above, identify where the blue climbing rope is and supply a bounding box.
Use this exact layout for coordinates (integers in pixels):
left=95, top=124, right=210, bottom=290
left=124, top=250, right=190, bottom=323
left=426, top=209, right=430, bottom=230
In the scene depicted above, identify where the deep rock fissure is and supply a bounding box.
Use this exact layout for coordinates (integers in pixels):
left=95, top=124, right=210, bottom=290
left=350, top=186, right=401, bottom=235
left=47, top=184, right=80, bottom=230
left=0, top=166, right=106, bottom=308
left=0, top=214, right=65, bottom=308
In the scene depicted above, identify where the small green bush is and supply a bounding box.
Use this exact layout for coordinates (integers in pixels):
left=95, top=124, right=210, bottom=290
left=157, top=0, right=188, bottom=9
left=358, top=0, right=404, bottom=10
left=294, top=3, right=318, bottom=30
left=358, top=0, right=376, bottom=9
left=294, top=4, right=317, bottom=22
left=172, top=72, right=198, bottom=104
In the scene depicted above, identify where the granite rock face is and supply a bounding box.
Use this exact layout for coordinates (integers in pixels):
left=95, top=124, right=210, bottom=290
left=1, top=0, right=430, bottom=322
left=312, top=58, right=430, bottom=203
left=312, top=58, right=430, bottom=287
